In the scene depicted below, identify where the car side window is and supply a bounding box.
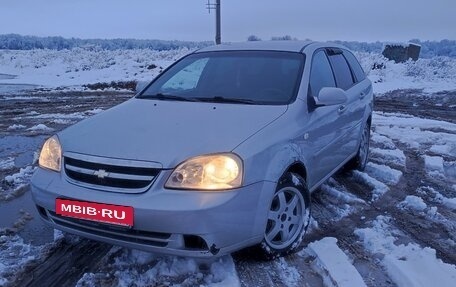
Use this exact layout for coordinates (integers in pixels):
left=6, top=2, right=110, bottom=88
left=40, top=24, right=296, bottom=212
left=309, top=51, right=336, bottom=98
left=328, top=53, right=355, bottom=90
left=343, top=50, right=366, bottom=82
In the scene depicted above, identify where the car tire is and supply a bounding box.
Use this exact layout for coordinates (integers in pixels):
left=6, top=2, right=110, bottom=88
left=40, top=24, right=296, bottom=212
left=257, top=172, right=311, bottom=260
left=345, top=122, right=371, bottom=171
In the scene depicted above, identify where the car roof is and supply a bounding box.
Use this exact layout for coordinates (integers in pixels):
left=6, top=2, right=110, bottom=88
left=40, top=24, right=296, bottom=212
left=194, top=41, right=347, bottom=54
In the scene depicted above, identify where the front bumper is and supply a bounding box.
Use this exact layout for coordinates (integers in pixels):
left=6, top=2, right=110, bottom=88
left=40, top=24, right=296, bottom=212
left=31, top=168, right=276, bottom=257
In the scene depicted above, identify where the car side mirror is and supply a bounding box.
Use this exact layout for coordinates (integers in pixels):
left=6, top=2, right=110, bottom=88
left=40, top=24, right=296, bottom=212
left=135, top=81, right=149, bottom=94
left=315, top=87, right=347, bottom=106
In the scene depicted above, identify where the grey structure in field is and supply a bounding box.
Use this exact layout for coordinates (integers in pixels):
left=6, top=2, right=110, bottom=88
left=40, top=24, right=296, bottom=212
left=382, top=43, right=421, bottom=63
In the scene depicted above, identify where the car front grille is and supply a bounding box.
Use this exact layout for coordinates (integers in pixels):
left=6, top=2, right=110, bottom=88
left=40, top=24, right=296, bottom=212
left=64, top=153, right=161, bottom=192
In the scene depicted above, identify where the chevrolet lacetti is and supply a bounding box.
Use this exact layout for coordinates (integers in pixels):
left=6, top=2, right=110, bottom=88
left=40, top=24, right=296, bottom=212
left=31, top=41, right=373, bottom=259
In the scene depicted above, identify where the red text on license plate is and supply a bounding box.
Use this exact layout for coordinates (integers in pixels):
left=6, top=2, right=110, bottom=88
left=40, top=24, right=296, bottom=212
left=56, top=198, right=134, bottom=227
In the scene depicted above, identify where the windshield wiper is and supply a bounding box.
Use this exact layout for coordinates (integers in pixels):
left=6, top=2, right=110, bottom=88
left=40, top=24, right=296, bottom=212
left=139, top=93, right=196, bottom=102
left=193, top=96, right=256, bottom=105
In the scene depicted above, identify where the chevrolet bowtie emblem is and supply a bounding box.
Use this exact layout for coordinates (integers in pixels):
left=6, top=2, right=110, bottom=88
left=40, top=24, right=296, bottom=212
left=94, top=169, right=109, bottom=179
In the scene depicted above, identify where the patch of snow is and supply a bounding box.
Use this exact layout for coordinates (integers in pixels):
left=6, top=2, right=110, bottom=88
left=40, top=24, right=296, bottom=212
left=0, top=157, right=15, bottom=171
left=274, top=257, right=301, bottom=287
left=318, top=179, right=366, bottom=221
left=424, top=155, right=444, bottom=173
left=26, top=124, right=53, bottom=132
left=370, top=148, right=406, bottom=167
left=76, top=248, right=240, bottom=287
left=352, top=170, right=389, bottom=201
left=373, top=112, right=456, bottom=151
left=398, top=195, right=427, bottom=212
left=365, top=162, right=402, bottom=185
left=321, top=181, right=366, bottom=205
left=371, top=133, right=397, bottom=150
left=418, top=186, right=456, bottom=211
left=4, top=166, right=35, bottom=186
left=429, top=144, right=456, bottom=157
left=51, top=118, right=72, bottom=125
left=0, top=235, right=43, bottom=285
left=355, top=216, right=456, bottom=287
left=7, top=124, right=26, bottom=131
left=304, top=237, right=367, bottom=287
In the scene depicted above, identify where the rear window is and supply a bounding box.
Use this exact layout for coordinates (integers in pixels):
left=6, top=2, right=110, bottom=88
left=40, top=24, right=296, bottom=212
left=343, top=50, right=366, bottom=82
left=140, top=51, right=305, bottom=105
left=328, top=53, right=355, bottom=90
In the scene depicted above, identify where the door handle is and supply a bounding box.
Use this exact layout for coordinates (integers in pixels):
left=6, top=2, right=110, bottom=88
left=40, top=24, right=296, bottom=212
left=359, top=92, right=366, bottom=99
left=338, top=105, right=347, bottom=113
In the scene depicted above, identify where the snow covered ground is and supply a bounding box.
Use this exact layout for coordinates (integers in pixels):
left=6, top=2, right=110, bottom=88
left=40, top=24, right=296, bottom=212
left=0, top=48, right=191, bottom=92
left=1, top=47, right=456, bottom=95
left=1, top=47, right=456, bottom=286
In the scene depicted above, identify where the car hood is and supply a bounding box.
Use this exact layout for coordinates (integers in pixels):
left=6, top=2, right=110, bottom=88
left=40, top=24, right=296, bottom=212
left=59, top=98, right=287, bottom=168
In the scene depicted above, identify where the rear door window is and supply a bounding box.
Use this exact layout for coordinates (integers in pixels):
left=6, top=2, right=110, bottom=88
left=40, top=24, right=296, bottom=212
left=343, top=50, right=366, bottom=82
left=328, top=53, right=355, bottom=90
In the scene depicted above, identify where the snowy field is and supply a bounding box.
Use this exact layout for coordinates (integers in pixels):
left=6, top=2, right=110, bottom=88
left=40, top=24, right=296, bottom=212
left=1, top=48, right=456, bottom=286
left=1, top=47, right=456, bottom=95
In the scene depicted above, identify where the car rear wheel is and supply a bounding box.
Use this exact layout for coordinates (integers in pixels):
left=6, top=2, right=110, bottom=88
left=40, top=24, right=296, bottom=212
left=258, top=172, right=311, bottom=260
left=346, top=122, right=370, bottom=171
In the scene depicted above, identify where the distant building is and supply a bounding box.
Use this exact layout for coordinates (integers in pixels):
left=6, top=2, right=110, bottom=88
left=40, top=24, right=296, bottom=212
left=382, top=43, right=421, bottom=63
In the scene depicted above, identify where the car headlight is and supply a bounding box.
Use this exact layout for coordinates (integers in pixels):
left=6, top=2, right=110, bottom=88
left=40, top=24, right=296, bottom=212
left=38, top=135, right=62, bottom=172
left=165, top=153, right=243, bottom=190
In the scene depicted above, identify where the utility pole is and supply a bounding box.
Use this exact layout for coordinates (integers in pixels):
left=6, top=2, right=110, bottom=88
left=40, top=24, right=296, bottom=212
left=206, top=0, right=221, bottom=44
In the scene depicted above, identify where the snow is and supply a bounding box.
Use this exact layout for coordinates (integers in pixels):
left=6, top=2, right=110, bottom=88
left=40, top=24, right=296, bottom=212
left=373, top=112, right=456, bottom=152
left=1, top=48, right=455, bottom=94
left=355, top=52, right=456, bottom=94
left=0, top=157, right=15, bottom=171
left=371, top=133, right=396, bottom=150
left=305, top=237, right=367, bottom=287
left=352, top=170, right=389, bottom=201
left=274, top=257, right=301, bottom=287
left=369, top=147, right=406, bottom=167
left=76, top=248, right=240, bottom=287
left=355, top=216, right=456, bottom=287
left=424, top=155, right=444, bottom=173
left=365, top=162, right=402, bottom=185
left=0, top=235, right=43, bottom=286
left=418, top=186, right=456, bottom=211
left=398, top=195, right=427, bottom=212
left=26, top=124, right=54, bottom=132
left=321, top=180, right=365, bottom=204
left=0, top=48, right=191, bottom=91
left=4, top=166, right=35, bottom=185
left=7, top=124, right=26, bottom=131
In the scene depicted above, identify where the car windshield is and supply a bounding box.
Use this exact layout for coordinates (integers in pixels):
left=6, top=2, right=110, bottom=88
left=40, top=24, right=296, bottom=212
left=138, top=51, right=305, bottom=105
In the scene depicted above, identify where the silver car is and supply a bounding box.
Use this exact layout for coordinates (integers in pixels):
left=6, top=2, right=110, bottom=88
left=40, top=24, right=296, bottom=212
left=32, top=41, right=373, bottom=259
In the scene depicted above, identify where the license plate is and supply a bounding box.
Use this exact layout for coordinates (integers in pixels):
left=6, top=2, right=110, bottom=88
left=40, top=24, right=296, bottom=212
left=56, top=198, right=134, bottom=227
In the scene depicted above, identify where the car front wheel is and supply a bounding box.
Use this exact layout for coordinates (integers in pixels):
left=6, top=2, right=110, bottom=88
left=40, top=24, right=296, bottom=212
left=258, top=172, right=311, bottom=260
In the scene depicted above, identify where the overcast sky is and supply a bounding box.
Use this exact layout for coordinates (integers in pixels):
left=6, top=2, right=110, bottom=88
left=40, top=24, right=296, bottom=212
left=0, top=0, right=454, bottom=42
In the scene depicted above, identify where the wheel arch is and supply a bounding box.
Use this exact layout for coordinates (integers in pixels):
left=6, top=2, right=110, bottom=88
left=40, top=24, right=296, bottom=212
left=283, top=162, right=308, bottom=185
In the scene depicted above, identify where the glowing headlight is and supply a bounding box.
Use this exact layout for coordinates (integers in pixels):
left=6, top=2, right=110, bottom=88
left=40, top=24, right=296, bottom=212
left=38, top=135, right=62, bottom=172
left=165, top=153, right=243, bottom=190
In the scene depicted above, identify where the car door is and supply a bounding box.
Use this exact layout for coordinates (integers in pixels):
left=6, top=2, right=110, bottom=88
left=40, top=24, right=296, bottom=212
left=343, top=49, right=371, bottom=134
left=303, top=49, right=351, bottom=188
left=326, top=48, right=361, bottom=162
